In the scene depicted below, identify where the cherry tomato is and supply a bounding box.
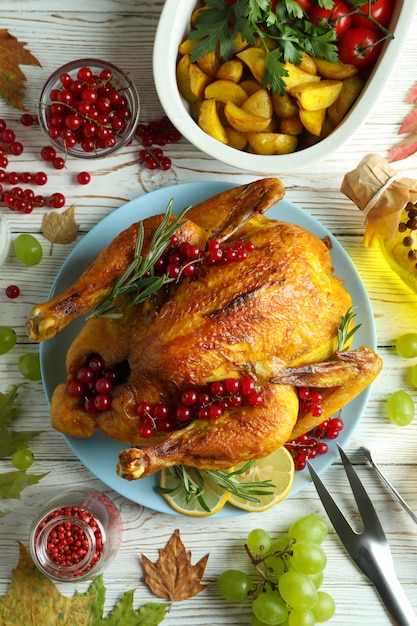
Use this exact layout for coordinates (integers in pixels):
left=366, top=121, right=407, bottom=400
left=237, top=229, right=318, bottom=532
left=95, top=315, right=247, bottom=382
left=294, top=0, right=315, bottom=12
left=338, top=26, right=382, bottom=70
left=351, top=0, right=392, bottom=31
left=308, top=2, right=351, bottom=39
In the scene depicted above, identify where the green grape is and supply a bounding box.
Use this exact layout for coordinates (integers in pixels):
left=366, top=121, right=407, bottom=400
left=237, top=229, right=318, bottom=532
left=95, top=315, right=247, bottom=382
left=18, top=353, right=41, bottom=381
left=266, top=554, right=287, bottom=579
left=411, top=364, right=417, bottom=388
left=13, top=233, right=43, bottom=266
left=279, top=570, right=318, bottom=611
left=288, top=515, right=328, bottom=545
left=12, top=448, right=34, bottom=470
left=309, top=570, right=324, bottom=589
left=396, top=333, right=417, bottom=358
left=247, top=528, right=272, bottom=554
left=288, top=609, right=315, bottom=626
left=252, top=617, right=282, bottom=626
left=290, top=540, right=327, bottom=575
left=252, top=590, right=288, bottom=625
left=387, top=390, right=414, bottom=426
left=0, top=326, right=16, bottom=355
left=217, top=569, right=252, bottom=602
left=312, top=590, right=336, bottom=622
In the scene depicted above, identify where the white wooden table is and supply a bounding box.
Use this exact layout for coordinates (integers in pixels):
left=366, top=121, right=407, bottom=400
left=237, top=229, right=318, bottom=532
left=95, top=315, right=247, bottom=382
left=1, top=2, right=417, bottom=624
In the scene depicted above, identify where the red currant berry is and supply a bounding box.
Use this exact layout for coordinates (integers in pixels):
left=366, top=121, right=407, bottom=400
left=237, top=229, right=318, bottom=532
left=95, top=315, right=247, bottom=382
left=181, top=389, right=198, bottom=406
left=48, top=192, right=65, bottom=208
left=67, top=380, right=84, bottom=397
left=5, top=285, right=20, bottom=299
left=77, top=171, right=91, bottom=185
left=33, top=171, right=48, bottom=185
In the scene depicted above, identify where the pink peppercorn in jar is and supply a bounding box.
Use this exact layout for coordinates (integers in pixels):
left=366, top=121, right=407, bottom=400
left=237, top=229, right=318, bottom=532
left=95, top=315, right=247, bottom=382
left=29, top=488, right=122, bottom=582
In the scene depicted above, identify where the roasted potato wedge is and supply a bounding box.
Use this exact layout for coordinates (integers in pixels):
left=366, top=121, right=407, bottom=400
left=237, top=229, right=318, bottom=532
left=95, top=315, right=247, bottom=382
left=299, top=108, right=327, bottom=136
left=216, top=59, right=244, bottom=83
left=327, top=75, right=365, bottom=126
left=280, top=114, right=304, bottom=136
left=271, top=91, right=299, bottom=119
left=241, top=89, right=273, bottom=119
left=198, top=99, right=229, bottom=144
left=224, top=101, right=272, bottom=133
left=176, top=54, right=199, bottom=103
left=312, top=57, right=358, bottom=80
left=205, top=79, right=248, bottom=106
left=189, top=63, right=213, bottom=100
left=247, top=131, right=298, bottom=155
left=282, top=62, right=321, bottom=91
left=289, top=80, right=343, bottom=111
left=236, top=47, right=267, bottom=83
left=225, top=126, right=248, bottom=150
left=197, top=51, right=221, bottom=77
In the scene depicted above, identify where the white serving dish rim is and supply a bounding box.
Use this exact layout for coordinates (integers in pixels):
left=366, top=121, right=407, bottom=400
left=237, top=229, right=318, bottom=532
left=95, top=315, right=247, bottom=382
left=153, top=0, right=415, bottom=174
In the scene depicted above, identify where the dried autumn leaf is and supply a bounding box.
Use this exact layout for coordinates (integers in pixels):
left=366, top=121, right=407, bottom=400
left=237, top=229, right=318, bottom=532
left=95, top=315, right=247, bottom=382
left=42, top=204, right=79, bottom=252
left=141, top=529, right=209, bottom=601
left=0, top=29, right=41, bottom=110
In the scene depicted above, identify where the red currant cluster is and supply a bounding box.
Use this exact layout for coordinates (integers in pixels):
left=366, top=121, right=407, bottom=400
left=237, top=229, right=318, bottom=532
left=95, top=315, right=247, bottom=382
left=0, top=117, right=68, bottom=213
left=298, top=386, right=323, bottom=418
left=67, top=353, right=129, bottom=414
left=35, top=505, right=104, bottom=573
left=136, top=116, right=181, bottom=170
left=158, top=233, right=256, bottom=280
left=286, top=415, right=344, bottom=471
left=43, top=65, right=134, bottom=154
left=137, top=375, right=264, bottom=439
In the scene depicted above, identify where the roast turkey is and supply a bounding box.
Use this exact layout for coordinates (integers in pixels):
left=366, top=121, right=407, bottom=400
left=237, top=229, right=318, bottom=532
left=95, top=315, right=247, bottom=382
left=26, top=178, right=382, bottom=480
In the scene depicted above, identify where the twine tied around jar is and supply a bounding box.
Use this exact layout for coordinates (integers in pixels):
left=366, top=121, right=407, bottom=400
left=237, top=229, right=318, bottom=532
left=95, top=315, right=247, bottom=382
left=340, top=153, right=417, bottom=246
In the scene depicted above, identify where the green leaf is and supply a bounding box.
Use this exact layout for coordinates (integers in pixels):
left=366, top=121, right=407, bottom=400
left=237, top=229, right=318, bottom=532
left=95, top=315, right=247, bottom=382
left=0, top=430, right=42, bottom=457
left=75, top=574, right=169, bottom=626
left=0, top=384, right=21, bottom=432
left=0, top=470, right=48, bottom=499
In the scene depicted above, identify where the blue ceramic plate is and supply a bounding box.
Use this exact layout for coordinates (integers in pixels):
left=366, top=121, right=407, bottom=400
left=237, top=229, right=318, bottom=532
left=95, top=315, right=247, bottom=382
left=40, top=181, right=376, bottom=517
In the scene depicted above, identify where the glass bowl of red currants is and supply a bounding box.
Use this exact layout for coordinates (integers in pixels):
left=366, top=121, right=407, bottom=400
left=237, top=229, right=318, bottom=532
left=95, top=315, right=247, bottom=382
left=38, top=58, right=140, bottom=159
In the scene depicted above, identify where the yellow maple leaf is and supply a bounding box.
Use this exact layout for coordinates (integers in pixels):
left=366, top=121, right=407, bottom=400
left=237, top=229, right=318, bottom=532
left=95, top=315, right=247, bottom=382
left=0, top=29, right=41, bottom=110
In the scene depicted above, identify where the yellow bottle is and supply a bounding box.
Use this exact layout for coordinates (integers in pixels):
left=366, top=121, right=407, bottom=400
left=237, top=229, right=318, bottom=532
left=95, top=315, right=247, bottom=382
left=378, top=205, right=417, bottom=294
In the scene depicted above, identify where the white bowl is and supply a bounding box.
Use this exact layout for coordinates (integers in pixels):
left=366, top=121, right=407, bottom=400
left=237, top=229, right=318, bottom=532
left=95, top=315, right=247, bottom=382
left=154, top=0, right=415, bottom=174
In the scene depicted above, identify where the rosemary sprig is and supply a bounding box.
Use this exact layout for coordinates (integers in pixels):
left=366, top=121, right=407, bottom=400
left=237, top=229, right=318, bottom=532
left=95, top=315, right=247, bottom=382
left=158, top=463, right=276, bottom=513
left=90, top=199, right=191, bottom=319
left=337, top=306, right=362, bottom=352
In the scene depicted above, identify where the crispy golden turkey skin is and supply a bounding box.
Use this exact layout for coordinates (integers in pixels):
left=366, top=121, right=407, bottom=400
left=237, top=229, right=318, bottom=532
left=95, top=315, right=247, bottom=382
left=26, top=178, right=382, bottom=479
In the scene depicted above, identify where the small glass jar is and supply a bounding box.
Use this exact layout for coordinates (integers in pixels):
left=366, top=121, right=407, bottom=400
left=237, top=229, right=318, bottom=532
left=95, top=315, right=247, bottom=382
left=0, top=214, right=11, bottom=267
left=38, top=58, right=140, bottom=159
left=29, top=488, right=122, bottom=582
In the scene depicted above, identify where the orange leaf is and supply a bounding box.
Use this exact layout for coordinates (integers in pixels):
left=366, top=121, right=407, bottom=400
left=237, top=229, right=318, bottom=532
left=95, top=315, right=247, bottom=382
left=0, top=29, right=41, bottom=110
left=141, top=529, right=209, bottom=601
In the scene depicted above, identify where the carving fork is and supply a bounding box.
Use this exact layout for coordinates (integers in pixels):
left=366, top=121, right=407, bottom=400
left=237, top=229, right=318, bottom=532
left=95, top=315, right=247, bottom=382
left=308, top=444, right=417, bottom=626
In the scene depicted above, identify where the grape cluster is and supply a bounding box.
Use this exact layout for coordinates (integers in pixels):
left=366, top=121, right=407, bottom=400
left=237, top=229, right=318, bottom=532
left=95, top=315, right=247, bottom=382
left=217, top=515, right=336, bottom=625
left=136, top=116, right=181, bottom=170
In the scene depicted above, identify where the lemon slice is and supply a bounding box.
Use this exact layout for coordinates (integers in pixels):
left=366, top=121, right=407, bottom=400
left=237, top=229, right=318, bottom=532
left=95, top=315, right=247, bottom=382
left=159, top=467, right=230, bottom=517
left=228, top=447, right=295, bottom=512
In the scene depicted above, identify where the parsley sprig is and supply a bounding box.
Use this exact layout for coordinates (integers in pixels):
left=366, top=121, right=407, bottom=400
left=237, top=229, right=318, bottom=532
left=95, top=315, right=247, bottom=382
left=90, top=199, right=191, bottom=319
left=189, top=0, right=338, bottom=95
